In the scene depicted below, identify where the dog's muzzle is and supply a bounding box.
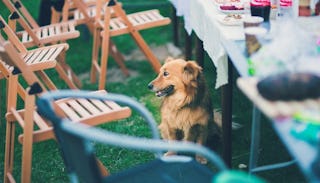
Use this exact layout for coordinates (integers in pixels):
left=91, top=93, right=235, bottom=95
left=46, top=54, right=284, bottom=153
left=148, top=83, right=174, bottom=97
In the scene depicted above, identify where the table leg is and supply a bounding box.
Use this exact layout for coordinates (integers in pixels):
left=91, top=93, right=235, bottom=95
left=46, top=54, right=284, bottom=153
left=249, top=105, right=261, bottom=173
left=184, top=31, right=192, bottom=60
left=195, top=37, right=204, bottom=67
left=171, top=5, right=179, bottom=47
left=221, top=58, right=233, bottom=167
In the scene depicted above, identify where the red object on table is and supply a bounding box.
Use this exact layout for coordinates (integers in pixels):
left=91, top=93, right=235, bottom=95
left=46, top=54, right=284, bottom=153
left=250, top=0, right=271, bottom=22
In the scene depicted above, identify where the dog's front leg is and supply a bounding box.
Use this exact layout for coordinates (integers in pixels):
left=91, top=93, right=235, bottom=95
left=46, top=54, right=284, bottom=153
left=159, top=124, right=179, bottom=156
left=185, top=124, right=208, bottom=164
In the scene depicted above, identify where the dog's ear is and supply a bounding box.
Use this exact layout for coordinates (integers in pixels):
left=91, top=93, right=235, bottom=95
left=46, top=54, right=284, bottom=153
left=182, top=61, right=202, bottom=85
left=164, top=57, right=174, bottom=63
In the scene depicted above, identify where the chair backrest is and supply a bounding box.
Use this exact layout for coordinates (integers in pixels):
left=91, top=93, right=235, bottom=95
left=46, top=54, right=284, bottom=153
left=37, top=90, right=228, bottom=183
left=0, top=15, right=28, bottom=53
left=3, top=0, right=80, bottom=48
left=3, top=0, right=44, bottom=46
left=57, top=0, right=103, bottom=33
left=3, top=0, right=40, bottom=29
left=0, top=37, right=44, bottom=94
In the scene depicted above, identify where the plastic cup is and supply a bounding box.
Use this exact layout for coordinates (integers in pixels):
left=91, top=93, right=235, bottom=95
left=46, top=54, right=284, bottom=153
left=243, top=16, right=264, bottom=28
left=244, top=27, right=268, bottom=56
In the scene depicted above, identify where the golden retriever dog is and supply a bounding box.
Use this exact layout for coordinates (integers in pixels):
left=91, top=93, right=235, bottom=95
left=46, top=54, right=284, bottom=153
left=148, top=57, right=221, bottom=164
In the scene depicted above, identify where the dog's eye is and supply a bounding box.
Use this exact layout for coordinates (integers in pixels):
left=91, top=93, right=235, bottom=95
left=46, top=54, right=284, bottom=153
left=163, top=71, right=169, bottom=77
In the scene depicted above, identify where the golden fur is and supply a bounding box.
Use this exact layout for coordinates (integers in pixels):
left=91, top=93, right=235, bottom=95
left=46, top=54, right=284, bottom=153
left=148, top=57, right=221, bottom=163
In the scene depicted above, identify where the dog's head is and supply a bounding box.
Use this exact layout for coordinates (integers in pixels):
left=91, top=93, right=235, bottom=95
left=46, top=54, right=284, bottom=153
left=148, top=57, right=203, bottom=97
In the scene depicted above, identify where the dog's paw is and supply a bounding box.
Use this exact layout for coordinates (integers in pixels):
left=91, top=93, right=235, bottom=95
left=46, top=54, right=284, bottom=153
left=164, top=151, right=176, bottom=156
left=196, top=155, right=208, bottom=164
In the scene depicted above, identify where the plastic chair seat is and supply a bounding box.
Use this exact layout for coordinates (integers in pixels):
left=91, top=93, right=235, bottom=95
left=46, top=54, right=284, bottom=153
left=103, top=156, right=215, bottom=183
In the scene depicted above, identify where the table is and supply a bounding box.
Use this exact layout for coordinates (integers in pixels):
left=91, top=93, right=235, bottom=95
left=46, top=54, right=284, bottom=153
left=170, top=0, right=320, bottom=181
left=237, top=77, right=319, bottom=182
left=170, top=0, right=246, bottom=167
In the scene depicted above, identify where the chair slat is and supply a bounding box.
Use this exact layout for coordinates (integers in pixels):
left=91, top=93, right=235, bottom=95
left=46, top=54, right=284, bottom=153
left=90, top=99, right=112, bottom=112
left=41, top=27, right=49, bottom=38
left=21, top=51, right=33, bottom=63
left=9, top=108, right=25, bottom=128
left=25, top=50, right=42, bottom=64
left=58, top=102, right=81, bottom=121
left=67, top=100, right=91, bottom=118
left=49, top=25, right=55, bottom=36
left=22, top=32, right=29, bottom=42
left=31, top=47, right=49, bottom=63
left=54, top=25, right=61, bottom=35
left=33, top=112, right=50, bottom=130
left=77, top=98, right=102, bottom=114
left=41, top=47, right=57, bottom=61
left=104, top=100, right=122, bottom=110
left=47, top=46, right=64, bottom=61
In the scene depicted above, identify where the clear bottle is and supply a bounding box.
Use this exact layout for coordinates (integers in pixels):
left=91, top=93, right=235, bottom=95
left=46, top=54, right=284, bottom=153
left=279, top=0, right=293, bottom=18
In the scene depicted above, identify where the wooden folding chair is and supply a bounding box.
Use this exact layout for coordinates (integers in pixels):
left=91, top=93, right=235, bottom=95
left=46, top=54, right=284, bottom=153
left=0, top=39, right=132, bottom=183
left=52, top=0, right=130, bottom=79
left=52, top=0, right=101, bottom=33
left=3, top=0, right=82, bottom=88
left=93, top=0, right=171, bottom=89
left=0, top=15, right=81, bottom=89
left=3, top=0, right=80, bottom=48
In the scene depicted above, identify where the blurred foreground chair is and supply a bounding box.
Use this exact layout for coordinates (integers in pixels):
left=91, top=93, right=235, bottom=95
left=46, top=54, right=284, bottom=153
left=0, top=15, right=80, bottom=89
left=37, top=90, right=267, bottom=183
left=0, top=39, right=132, bottom=183
left=3, top=0, right=82, bottom=87
left=93, top=0, right=171, bottom=89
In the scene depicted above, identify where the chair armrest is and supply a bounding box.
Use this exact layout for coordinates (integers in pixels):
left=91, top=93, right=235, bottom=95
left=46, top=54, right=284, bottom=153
left=62, top=120, right=227, bottom=171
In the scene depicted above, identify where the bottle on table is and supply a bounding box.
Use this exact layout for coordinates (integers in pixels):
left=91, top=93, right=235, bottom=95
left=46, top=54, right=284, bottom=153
left=250, top=0, right=271, bottom=22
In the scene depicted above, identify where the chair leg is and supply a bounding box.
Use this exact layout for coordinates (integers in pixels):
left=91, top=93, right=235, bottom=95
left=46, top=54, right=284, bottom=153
left=58, top=53, right=82, bottom=88
left=95, top=157, right=110, bottom=177
left=50, top=7, right=61, bottom=24
left=130, top=32, right=161, bottom=73
left=21, top=92, right=35, bottom=183
left=113, top=5, right=161, bottom=73
left=55, top=63, right=78, bottom=89
left=4, top=121, right=16, bottom=183
left=4, top=75, right=18, bottom=183
left=91, top=27, right=101, bottom=84
left=35, top=70, right=57, bottom=91
left=109, top=41, right=130, bottom=77
left=99, top=29, right=110, bottom=90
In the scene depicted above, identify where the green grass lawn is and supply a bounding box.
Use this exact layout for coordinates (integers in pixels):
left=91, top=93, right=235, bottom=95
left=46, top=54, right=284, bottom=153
left=0, top=0, right=307, bottom=182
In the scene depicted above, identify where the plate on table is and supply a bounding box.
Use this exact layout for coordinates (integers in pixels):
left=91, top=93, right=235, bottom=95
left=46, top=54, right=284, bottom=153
left=212, top=0, right=250, bottom=14
left=216, top=14, right=245, bottom=26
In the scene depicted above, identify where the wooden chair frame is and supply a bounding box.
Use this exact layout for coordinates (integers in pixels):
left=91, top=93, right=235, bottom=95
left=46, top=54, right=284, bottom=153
left=3, top=0, right=82, bottom=88
left=52, top=0, right=130, bottom=80
left=0, top=39, right=131, bottom=183
left=93, top=0, right=171, bottom=89
left=3, top=0, right=80, bottom=48
left=0, top=15, right=80, bottom=89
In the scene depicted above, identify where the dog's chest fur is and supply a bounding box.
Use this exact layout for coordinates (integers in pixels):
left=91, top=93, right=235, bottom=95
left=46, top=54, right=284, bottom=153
left=160, top=94, right=211, bottom=130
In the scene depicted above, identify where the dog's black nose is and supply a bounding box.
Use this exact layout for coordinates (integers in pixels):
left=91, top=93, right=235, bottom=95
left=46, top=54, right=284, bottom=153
left=148, top=83, right=153, bottom=90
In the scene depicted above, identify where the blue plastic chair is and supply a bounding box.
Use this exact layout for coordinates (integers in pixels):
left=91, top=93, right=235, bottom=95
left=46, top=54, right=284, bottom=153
left=37, top=90, right=266, bottom=183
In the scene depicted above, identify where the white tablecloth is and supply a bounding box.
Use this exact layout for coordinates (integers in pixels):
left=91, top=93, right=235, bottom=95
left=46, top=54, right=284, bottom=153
left=171, top=0, right=245, bottom=88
